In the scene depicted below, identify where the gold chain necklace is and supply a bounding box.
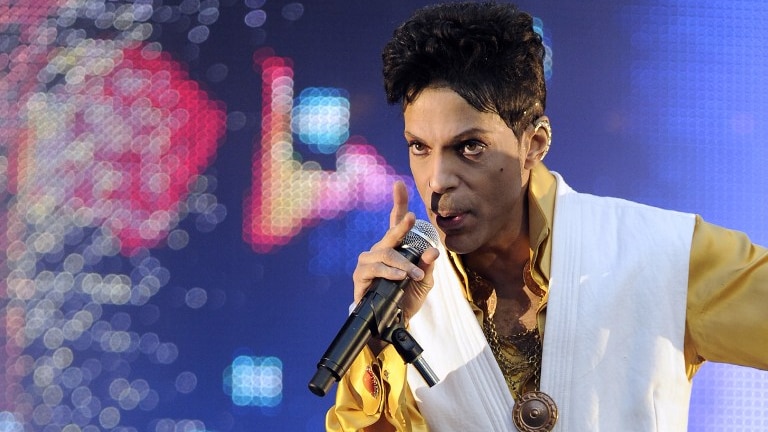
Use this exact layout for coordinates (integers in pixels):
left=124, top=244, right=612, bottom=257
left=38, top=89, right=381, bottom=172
left=466, top=261, right=558, bottom=431
left=467, top=263, right=542, bottom=399
left=482, top=316, right=542, bottom=399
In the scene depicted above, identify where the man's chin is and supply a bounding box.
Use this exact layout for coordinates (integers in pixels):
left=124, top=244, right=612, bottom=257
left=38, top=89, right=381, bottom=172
left=440, top=234, right=478, bottom=256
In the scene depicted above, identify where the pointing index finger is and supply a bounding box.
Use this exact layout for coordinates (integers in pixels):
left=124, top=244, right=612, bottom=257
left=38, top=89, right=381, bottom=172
left=389, top=180, right=410, bottom=229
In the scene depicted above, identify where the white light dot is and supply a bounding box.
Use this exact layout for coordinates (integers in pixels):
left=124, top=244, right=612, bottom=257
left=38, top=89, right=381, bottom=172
left=98, top=406, right=120, bottom=429
left=72, top=386, right=93, bottom=408
left=52, top=347, right=74, bottom=369
left=185, top=287, right=207, bottom=309
left=61, top=367, right=84, bottom=389
left=44, top=327, right=65, bottom=349
left=198, top=7, right=220, bottom=25
left=188, top=25, right=210, bottom=44
left=43, top=384, right=64, bottom=406
left=139, top=332, right=160, bottom=354
left=167, top=229, right=189, bottom=250
left=282, top=2, right=304, bottom=21
left=33, top=364, right=56, bottom=387
left=32, top=404, right=53, bottom=426
left=155, top=342, right=178, bottom=364
left=244, top=9, right=267, bottom=28
left=175, top=371, right=198, bottom=394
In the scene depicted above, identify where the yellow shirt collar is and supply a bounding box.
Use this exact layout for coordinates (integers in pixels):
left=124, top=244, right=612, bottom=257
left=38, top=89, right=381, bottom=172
left=528, top=162, right=557, bottom=288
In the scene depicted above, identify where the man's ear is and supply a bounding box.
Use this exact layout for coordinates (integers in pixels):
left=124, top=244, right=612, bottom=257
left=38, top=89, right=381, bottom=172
left=524, top=116, right=552, bottom=169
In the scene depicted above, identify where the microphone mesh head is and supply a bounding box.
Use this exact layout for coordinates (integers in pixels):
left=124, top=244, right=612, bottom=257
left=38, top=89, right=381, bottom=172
left=403, top=219, right=440, bottom=255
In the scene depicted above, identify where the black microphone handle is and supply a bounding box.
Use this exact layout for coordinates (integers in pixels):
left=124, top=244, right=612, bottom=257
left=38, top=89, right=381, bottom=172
left=308, top=249, right=418, bottom=397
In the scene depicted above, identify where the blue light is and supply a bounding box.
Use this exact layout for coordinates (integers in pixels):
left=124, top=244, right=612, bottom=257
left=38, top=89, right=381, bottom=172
left=292, top=87, right=351, bottom=154
left=223, top=356, right=283, bottom=407
left=533, top=17, right=554, bottom=80
left=0, top=412, right=23, bottom=432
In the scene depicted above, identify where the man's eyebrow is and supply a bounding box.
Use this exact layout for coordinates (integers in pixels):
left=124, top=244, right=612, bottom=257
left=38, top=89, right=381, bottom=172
left=404, top=127, right=492, bottom=141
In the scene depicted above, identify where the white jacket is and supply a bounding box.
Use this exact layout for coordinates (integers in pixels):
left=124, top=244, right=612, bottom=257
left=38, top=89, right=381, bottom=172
left=406, top=172, right=696, bottom=431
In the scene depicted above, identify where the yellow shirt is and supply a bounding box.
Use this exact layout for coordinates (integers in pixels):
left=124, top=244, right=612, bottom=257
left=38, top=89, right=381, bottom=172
left=326, top=163, right=768, bottom=431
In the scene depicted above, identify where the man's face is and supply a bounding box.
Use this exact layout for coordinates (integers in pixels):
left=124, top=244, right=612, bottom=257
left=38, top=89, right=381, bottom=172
left=404, top=87, right=533, bottom=255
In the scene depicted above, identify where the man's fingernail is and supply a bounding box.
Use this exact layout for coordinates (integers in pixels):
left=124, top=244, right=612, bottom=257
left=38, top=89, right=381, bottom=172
left=410, top=268, right=424, bottom=280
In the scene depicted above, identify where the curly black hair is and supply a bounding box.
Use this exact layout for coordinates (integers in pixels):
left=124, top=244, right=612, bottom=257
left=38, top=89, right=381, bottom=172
left=382, top=2, right=546, bottom=137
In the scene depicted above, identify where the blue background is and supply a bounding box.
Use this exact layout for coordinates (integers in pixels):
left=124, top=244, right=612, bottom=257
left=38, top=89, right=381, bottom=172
left=1, top=0, right=767, bottom=431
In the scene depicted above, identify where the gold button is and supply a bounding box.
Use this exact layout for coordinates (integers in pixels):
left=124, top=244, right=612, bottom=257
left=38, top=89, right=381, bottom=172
left=512, top=391, right=558, bottom=431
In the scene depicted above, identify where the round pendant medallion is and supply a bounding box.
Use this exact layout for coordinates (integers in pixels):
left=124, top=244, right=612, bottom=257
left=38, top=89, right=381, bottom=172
left=512, top=391, right=558, bottom=431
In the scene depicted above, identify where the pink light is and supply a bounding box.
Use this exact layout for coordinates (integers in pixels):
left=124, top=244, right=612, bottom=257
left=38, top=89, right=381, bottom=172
left=243, top=53, right=408, bottom=252
left=11, top=45, right=226, bottom=255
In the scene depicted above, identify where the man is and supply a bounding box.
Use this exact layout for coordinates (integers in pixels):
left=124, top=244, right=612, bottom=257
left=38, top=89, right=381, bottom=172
left=326, top=2, right=768, bottom=431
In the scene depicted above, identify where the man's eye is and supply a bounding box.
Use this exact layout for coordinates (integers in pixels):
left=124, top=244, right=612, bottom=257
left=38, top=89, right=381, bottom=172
left=409, top=142, right=427, bottom=155
left=462, top=141, right=485, bottom=156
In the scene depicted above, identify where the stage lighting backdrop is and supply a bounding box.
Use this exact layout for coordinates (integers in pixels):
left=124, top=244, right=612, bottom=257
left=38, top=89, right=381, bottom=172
left=1, top=1, right=767, bottom=431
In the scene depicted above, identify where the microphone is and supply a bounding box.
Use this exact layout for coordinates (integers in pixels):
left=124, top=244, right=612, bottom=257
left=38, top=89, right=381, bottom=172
left=308, top=219, right=440, bottom=397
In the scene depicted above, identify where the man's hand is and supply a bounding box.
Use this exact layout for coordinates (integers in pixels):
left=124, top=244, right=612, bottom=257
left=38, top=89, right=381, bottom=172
left=352, top=181, right=440, bottom=331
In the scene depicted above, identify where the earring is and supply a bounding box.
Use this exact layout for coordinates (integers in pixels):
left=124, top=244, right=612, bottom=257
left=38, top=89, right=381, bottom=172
left=533, top=119, right=552, bottom=160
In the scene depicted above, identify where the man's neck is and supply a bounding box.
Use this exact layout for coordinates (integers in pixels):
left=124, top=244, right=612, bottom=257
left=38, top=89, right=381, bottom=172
left=463, top=231, right=530, bottom=299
